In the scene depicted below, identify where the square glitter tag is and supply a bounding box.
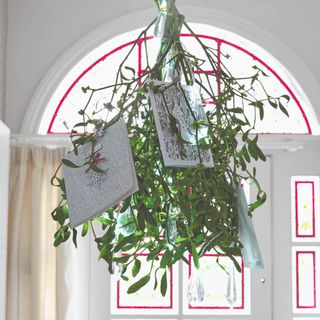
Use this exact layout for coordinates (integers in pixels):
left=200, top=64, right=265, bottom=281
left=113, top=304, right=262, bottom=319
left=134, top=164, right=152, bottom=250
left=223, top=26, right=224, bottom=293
left=149, top=80, right=214, bottom=168
left=63, top=120, right=139, bottom=228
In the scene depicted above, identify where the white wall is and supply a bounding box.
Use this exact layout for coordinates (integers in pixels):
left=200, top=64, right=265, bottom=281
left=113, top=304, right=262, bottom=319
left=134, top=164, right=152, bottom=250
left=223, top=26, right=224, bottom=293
left=5, top=0, right=320, bottom=132
left=0, top=0, right=7, bottom=120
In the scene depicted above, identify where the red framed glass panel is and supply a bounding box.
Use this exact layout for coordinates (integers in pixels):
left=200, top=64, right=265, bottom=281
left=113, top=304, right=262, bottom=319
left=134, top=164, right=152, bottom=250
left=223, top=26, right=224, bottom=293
left=182, top=253, right=251, bottom=315
left=44, top=31, right=312, bottom=135
left=111, top=253, right=179, bottom=315
left=291, top=176, right=320, bottom=242
left=292, top=247, right=320, bottom=314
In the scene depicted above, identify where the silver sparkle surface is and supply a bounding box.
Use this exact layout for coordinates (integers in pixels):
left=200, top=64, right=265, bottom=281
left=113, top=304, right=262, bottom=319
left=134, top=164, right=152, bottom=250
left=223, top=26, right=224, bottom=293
left=63, top=120, right=139, bottom=228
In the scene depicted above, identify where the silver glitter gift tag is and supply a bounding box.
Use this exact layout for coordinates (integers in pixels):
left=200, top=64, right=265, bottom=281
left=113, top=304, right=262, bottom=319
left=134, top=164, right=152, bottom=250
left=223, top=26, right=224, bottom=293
left=63, top=120, right=139, bottom=228
left=149, top=80, right=213, bottom=168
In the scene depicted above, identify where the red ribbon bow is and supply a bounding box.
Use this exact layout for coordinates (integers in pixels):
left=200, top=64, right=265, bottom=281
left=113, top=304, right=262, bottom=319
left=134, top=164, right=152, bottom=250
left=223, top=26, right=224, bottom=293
left=85, top=152, right=106, bottom=173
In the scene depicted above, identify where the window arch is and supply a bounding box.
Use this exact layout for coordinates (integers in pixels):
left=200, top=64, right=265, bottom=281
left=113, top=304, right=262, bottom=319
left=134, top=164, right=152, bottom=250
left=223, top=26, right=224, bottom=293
left=35, top=23, right=319, bottom=135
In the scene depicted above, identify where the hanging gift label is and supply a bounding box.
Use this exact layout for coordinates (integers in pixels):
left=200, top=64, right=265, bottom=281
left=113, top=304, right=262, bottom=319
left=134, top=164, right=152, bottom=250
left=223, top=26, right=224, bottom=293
left=236, top=185, right=264, bottom=269
left=63, top=120, right=139, bottom=228
left=149, top=80, right=213, bottom=168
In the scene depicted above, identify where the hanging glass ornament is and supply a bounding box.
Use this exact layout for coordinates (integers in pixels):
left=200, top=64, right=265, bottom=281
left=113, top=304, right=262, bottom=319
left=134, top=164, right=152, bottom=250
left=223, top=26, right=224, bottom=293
left=187, top=270, right=205, bottom=303
left=154, top=0, right=168, bottom=41
left=226, top=259, right=237, bottom=307
left=166, top=216, right=177, bottom=243
left=181, top=85, right=208, bottom=145
left=115, top=208, right=137, bottom=237
left=111, top=251, right=124, bottom=280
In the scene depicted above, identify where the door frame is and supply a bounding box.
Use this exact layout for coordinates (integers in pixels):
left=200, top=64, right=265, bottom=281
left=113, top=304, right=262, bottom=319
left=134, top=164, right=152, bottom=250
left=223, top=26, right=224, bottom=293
left=0, top=121, right=10, bottom=320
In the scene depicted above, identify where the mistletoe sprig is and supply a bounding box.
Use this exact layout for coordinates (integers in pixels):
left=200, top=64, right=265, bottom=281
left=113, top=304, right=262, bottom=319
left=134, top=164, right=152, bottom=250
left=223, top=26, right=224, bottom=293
left=51, top=0, right=290, bottom=296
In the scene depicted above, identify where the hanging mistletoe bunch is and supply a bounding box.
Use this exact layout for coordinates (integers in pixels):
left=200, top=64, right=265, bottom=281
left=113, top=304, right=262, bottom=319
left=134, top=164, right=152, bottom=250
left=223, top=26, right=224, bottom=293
left=51, top=0, right=290, bottom=296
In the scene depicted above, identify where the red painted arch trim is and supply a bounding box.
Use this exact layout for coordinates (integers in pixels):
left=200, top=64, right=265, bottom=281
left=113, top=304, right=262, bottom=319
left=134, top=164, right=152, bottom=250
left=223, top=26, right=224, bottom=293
left=47, top=39, right=141, bottom=133
left=48, top=34, right=312, bottom=134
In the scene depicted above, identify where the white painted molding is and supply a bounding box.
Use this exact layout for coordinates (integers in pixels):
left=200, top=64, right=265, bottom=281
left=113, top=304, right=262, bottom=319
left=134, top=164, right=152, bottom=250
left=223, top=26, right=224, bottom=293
left=21, top=5, right=320, bottom=134
left=0, top=120, right=9, bottom=320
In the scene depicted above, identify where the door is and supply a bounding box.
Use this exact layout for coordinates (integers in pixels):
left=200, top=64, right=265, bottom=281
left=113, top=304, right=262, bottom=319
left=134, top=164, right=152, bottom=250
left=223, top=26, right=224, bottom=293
left=84, top=137, right=320, bottom=320
left=88, top=157, right=272, bottom=320
left=0, top=121, right=10, bottom=320
left=272, top=144, right=320, bottom=320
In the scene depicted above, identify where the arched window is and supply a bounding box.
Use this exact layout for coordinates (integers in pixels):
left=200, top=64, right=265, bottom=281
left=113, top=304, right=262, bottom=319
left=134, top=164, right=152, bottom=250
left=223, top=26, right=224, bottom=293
left=28, top=21, right=320, bottom=319
left=38, top=23, right=320, bottom=135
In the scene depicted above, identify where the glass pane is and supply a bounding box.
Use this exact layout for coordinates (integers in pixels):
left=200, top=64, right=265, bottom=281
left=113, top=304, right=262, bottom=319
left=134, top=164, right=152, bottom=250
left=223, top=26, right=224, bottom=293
left=291, top=176, right=320, bottom=242
left=292, top=247, right=320, bottom=313
left=221, top=43, right=309, bottom=134
left=110, top=253, right=178, bottom=315
left=182, top=253, right=251, bottom=315
left=40, top=24, right=318, bottom=134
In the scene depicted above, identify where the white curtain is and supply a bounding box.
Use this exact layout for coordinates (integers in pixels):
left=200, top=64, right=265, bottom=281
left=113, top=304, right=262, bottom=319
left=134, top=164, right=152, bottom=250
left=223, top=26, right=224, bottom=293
left=6, top=144, right=77, bottom=320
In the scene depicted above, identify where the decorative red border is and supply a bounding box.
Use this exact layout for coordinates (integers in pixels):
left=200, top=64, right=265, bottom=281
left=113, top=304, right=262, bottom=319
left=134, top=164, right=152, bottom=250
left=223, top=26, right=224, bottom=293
left=47, top=34, right=311, bottom=134
left=296, top=251, right=317, bottom=309
left=116, top=253, right=174, bottom=309
left=187, top=254, right=245, bottom=309
left=295, top=181, right=315, bottom=238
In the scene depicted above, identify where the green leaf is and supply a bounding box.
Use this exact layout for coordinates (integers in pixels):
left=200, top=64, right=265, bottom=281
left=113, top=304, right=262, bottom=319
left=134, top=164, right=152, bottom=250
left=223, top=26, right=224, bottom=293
left=62, top=159, right=81, bottom=168
left=249, top=100, right=264, bottom=120
left=226, top=107, right=243, bottom=114
left=124, top=66, right=136, bottom=77
left=132, top=258, right=141, bottom=278
left=113, top=255, right=130, bottom=263
left=241, top=145, right=251, bottom=163
left=258, top=103, right=264, bottom=120
left=99, top=244, right=108, bottom=260
left=72, top=228, right=77, bottom=248
left=268, top=98, right=278, bottom=109
left=160, top=248, right=173, bottom=269
left=114, top=234, right=139, bottom=253
left=242, top=129, right=250, bottom=142
left=121, top=275, right=129, bottom=281
left=255, top=144, right=266, bottom=161
left=229, top=255, right=242, bottom=273
left=279, top=101, right=289, bottom=117
left=51, top=205, right=68, bottom=225
left=160, top=270, right=167, bottom=297
left=253, top=167, right=257, bottom=177
left=127, top=274, right=150, bottom=294
left=195, top=234, right=204, bottom=244
left=53, top=226, right=71, bottom=247
left=90, top=163, right=105, bottom=173
left=191, top=243, right=200, bottom=269
left=175, top=237, right=189, bottom=243
left=249, top=191, right=267, bottom=212
left=281, top=94, right=290, bottom=102
left=251, top=73, right=259, bottom=85
left=247, top=141, right=258, bottom=161
left=81, top=222, right=89, bottom=237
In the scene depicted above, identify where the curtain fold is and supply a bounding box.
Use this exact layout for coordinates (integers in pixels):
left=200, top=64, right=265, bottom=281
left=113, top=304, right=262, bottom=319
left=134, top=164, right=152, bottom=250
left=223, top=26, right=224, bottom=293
left=6, top=144, right=71, bottom=320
